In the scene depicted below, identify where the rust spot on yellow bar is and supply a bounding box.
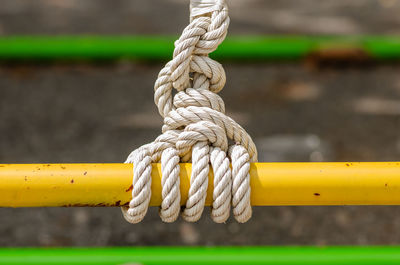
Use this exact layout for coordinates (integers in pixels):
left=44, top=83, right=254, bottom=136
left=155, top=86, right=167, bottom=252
left=61, top=201, right=129, bottom=207
left=126, top=185, right=133, bottom=192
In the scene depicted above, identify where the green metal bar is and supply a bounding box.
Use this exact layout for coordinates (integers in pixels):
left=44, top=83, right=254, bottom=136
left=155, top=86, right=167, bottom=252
left=1, top=36, right=400, bottom=61
left=0, top=247, right=400, bottom=265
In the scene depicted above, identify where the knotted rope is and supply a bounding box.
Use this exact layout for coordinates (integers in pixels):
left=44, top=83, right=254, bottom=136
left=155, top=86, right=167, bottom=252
left=121, top=0, right=258, bottom=224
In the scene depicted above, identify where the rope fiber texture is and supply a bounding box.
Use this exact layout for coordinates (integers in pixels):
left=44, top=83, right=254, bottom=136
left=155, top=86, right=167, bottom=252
left=121, top=0, right=258, bottom=224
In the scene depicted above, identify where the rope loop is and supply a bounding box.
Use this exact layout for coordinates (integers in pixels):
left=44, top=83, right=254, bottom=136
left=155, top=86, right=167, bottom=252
left=124, top=0, right=257, bottom=223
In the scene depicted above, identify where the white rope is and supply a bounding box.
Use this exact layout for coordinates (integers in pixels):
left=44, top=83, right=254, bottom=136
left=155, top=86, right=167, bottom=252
left=182, top=141, right=210, bottom=221
left=160, top=148, right=181, bottom=222
left=229, top=145, right=252, bottom=223
left=122, top=148, right=152, bottom=223
left=210, top=146, right=231, bottom=223
left=190, top=0, right=222, bottom=18
left=122, top=0, right=258, bottom=223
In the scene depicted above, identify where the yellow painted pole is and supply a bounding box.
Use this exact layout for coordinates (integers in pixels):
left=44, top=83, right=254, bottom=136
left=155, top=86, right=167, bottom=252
left=1, top=162, right=400, bottom=207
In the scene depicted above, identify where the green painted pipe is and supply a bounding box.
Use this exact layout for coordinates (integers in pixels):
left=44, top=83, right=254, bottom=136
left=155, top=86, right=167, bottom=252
left=1, top=247, right=400, bottom=265
left=1, top=36, right=400, bottom=61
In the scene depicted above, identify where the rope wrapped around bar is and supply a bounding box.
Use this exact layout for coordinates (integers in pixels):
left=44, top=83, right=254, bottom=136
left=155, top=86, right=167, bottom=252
left=121, top=0, right=258, bottom=223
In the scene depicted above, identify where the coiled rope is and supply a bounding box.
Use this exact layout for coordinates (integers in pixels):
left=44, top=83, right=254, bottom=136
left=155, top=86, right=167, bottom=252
left=121, top=0, right=258, bottom=223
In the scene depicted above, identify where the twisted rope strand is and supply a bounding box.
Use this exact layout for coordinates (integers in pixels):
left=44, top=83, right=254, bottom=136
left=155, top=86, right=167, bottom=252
left=160, top=148, right=181, bottom=222
left=210, top=147, right=231, bottom=223
left=182, top=142, right=210, bottom=222
left=230, top=145, right=252, bottom=223
left=122, top=148, right=153, bottom=223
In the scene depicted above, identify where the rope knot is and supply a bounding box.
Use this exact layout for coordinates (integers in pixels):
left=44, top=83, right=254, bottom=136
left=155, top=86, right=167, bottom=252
left=123, top=0, right=257, bottom=224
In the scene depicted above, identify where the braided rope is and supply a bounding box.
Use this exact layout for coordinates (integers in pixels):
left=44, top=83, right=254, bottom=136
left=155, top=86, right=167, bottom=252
left=122, top=0, right=258, bottom=223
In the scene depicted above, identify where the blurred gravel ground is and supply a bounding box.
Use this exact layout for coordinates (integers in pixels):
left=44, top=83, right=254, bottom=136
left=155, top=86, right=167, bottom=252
left=1, top=0, right=400, bottom=246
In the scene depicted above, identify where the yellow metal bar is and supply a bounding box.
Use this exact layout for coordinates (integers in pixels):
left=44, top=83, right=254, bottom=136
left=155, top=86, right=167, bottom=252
left=1, top=162, right=400, bottom=207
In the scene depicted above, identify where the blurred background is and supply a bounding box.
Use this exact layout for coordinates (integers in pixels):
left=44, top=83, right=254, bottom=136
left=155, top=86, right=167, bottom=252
left=1, top=0, right=400, bottom=247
